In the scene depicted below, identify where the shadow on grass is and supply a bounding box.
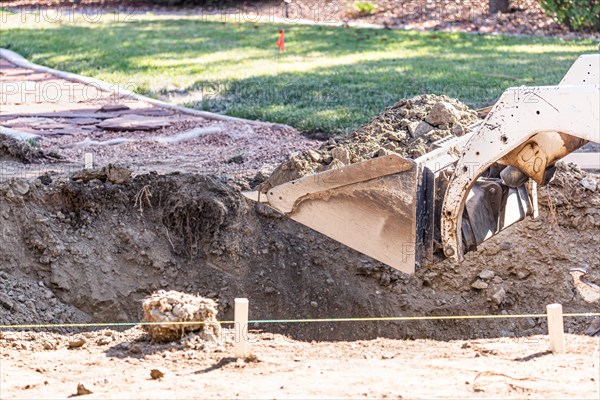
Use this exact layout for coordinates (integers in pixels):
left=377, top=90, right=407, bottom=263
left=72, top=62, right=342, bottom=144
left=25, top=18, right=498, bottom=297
left=170, top=54, right=569, bottom=133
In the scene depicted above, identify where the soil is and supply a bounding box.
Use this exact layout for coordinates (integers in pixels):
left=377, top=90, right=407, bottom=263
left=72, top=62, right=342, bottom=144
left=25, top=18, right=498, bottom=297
left=0, top=162, right=598, bottom=343
left=1, top=329, right=599, bottom=399
left=0, top=272, right=90, bottom=329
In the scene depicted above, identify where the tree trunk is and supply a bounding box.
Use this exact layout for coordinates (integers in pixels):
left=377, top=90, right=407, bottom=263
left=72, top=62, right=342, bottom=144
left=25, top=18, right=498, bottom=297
left=489, top=0, right=510, bottom=14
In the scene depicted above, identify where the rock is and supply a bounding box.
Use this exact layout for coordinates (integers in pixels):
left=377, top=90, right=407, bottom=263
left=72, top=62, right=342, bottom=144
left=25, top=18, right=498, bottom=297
left=524, top=317, right=537, bottom=328
left=331, top=147, right=351, bottom=165
left=129, top=345, right=141, bottom=354
left=387, top=132, right=405, bottom=142
left=98, top=104, right=130, bottom=112
left=43, top=341, right=55, bottom=350
left=327, top=159, right=346, bottom=169
left=38, top=174, right=52, bottom=186
left=104, top=164, right=132, bottom=184
left=425, top=102, right=461, bottom=126
left=68, top=337, right=87, bottom=349
left=70, top=117, right=101, bottom=125
left=580, top=177, right=597, bottom=192
left=96, top=115, right=172, bottom=131
left=515, top=269, right=531, bottom=280
left=226, top=155, right=245, bottom=165
left=451, top=123, right=465, bottom=136
left=12, top=180, right=30, bottom=195
left=264, top=286, right=276, bottom=294
left=379, top=273, right=391, bottom=286
left=491, top=276, right=503, bottom=284
left=306, top=150, right=321, bottom=163
left=0, top=292, right=14, bottom=310
left=500, top=242, right=512, bottom=250
left=244, top=353, right=259, bottom=363
left=478, top=270, right=495, bottom=280
left=406, top=121, right=419, bottom=136
left=585, top=319, right=600, bottom=336
left=408, top=121, right=434, bottom=137
left=150, top=369, right=164, bottom=380
left=310, top=301, right=318, bottom=308
left=376, top=148, right=393, bottom=157
left=491, top=288, right=507, bottom=305
left=471, top=279, right=488, bottom=290
left=255, top=202, right=283, bottom=219
left=74, top=383, right=93, bottom=396
left=96, top=337, right=112, bottom=346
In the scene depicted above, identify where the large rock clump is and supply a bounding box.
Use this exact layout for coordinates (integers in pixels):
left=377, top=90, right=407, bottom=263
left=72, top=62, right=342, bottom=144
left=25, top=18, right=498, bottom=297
left=141, top=290, right=221, bottom=342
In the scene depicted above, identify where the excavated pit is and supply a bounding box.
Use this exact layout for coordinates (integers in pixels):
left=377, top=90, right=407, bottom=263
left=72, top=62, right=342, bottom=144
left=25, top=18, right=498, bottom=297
left=0, top=163, right=598, bottom=341
left=1, top=94, right=598, bottom=341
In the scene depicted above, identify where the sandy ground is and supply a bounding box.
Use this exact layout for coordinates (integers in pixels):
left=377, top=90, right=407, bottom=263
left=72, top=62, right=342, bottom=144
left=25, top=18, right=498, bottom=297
left=1, top=329, right=599, bottom=399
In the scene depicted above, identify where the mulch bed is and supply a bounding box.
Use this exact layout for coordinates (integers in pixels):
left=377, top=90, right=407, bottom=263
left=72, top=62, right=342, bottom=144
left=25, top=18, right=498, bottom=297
left=2, top=0, right=597, bottom=38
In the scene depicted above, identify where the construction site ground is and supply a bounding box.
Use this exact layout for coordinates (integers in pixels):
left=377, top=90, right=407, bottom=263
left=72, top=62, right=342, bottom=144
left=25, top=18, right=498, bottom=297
left=1, top=53, right=599, bottom=399
left=1, top=329, right=598, bottom=399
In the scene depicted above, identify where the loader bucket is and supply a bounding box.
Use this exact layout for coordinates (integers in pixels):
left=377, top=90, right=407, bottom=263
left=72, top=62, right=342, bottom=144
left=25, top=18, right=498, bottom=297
left=263, top=155, right=419, bottom=274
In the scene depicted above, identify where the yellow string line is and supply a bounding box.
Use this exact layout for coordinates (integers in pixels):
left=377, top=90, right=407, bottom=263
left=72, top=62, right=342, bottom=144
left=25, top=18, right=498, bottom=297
left=1, top=312, right=598, bottom=330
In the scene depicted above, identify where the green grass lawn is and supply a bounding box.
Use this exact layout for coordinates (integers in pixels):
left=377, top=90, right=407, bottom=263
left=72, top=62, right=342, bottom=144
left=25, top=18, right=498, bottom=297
left=0, top=13, right=596, bottom=133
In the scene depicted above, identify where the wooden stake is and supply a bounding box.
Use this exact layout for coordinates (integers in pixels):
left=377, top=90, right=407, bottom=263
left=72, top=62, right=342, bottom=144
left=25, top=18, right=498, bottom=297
left=234, top=298, right=249, bottom=358
left=84, top=153, right=94, bottom=170
left=546, top=303, right=565, bottom=354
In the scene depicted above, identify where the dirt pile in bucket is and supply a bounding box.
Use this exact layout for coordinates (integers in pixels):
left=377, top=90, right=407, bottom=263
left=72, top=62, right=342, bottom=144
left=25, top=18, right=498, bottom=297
left=141, top=290, right=220, bottom=342
left=260, top=94, right=479, bottom=191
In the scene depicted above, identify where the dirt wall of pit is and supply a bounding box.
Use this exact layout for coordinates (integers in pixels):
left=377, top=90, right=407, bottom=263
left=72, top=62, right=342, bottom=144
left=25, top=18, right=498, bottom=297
left=0, top=165, right=599, bottom=341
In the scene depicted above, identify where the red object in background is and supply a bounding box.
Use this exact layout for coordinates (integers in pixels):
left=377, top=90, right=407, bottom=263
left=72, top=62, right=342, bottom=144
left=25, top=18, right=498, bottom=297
left=276, top=30, right=285, bottom=52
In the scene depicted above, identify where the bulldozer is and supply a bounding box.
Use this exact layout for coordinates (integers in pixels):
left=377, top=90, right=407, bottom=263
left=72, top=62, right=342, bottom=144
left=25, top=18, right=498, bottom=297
left=246, top=53, right=600, bottom=275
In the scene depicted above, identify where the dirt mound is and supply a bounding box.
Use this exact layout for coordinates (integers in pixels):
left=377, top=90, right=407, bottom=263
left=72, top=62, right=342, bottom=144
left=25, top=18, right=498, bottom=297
left=0, top=133, right=42, bottom=163
left=0, top=163, right=598, bottom=341
left=0, top=132, right=64, bottom=164
left=260, top=94, right=479, bottom=191
left=539, top=162, right=600, bottom=229
left=141, top=290, right=220, bottom=342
